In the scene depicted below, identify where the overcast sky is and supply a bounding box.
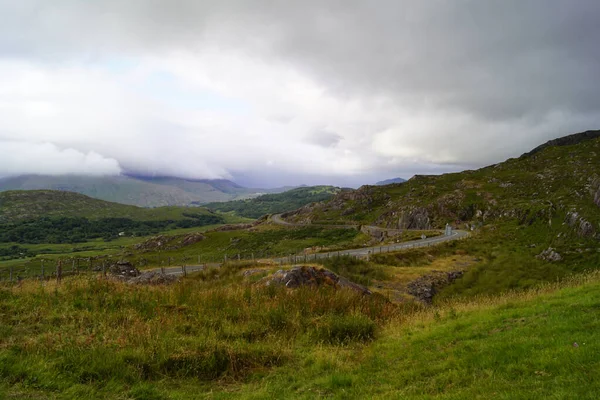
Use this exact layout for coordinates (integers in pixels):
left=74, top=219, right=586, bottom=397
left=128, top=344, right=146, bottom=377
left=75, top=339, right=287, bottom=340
left=0, top=1, right=599, bottom=187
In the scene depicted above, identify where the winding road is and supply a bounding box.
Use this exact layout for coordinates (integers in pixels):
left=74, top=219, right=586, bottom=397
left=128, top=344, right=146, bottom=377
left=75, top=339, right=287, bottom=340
left=154, top=214, right=469, bottom=276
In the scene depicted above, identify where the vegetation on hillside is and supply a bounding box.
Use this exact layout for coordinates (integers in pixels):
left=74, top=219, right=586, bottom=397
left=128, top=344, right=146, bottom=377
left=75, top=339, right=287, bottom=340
left=204, top=185, right=343, bottom=218
left=0, top=214, right=225, bottom=245
left=1, top=268, right=598, bottom=399
left=0, top=190, right=230, bottom=223
left=284, top=131, right=600, bottom=297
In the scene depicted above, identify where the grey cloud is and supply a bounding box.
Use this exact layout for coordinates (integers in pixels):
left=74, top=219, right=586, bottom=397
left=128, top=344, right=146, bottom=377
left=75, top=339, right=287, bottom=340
left=307, top=130, right=342, bottom=148
left=1, top=1, right=599, bottom=185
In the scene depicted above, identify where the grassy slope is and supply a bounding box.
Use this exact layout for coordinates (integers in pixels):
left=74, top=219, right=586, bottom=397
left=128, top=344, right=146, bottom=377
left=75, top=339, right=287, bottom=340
left=291, top=133, right=600, bottom=228
left=284, top=132, right=600, bottom=297
left=1, top=270, right=598, bottom=399
left=0, top=190, right=221, bottom=222
left=204, top=185, right=343, bottom=218
left=214, top=273, right=600, bottom=399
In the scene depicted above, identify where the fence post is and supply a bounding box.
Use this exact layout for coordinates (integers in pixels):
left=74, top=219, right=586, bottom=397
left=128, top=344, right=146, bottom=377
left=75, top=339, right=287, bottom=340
left=72, top=259, right=75, bottom=275
left=9, top=266, right=13, bottom=283
left=198, top=255, right=201, bottom=264
left=102, top=262, right=106, bottom=277
left=57, top=260, right=62, bottom=284
left=252, top=253, right=254, bottom=262
left=238, top=254, right=241, bottom=261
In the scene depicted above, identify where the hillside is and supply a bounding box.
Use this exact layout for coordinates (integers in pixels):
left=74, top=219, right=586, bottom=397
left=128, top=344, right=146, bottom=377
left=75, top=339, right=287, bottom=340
left=282, top=130, right=600, bottom=296
left=286, top=130, right=600, bottom=229
left=204, top=185, right=346, bottom=218
left=0, top=175, right=294, bottom=207
left=0, top=190, right=217, bottom=222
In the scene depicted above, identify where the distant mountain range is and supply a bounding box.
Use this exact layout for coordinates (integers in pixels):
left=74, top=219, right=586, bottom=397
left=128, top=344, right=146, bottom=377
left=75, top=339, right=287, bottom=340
left=375, top=177, right=407, bottom=186
left=0, top=174, right=294, bottom=207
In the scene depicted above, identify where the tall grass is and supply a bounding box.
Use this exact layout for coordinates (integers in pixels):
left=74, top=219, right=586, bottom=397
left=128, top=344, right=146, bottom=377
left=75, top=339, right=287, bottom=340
left=0, top=273, right=395, bottom=397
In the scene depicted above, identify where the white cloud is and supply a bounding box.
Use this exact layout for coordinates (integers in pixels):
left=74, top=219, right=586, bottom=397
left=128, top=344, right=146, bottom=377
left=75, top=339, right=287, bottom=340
left=0, top=1, right=599, bottom=186
left=0, top=141, right=121, bottom=177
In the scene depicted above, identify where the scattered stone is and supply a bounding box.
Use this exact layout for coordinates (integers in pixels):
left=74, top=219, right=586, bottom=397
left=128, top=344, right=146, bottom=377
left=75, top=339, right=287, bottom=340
left=108, top=261, right=140, bottom=278
left=242, top=269, right=267, bottom=277
left=536, top=247, right=563, bottom=262
left=259, top=266, right=371, bottom=295
left=128, top=271, right=179, bottom=285
left=407, top=270, right=464, bottom=304
left=134, top=233, right=206, bottom=252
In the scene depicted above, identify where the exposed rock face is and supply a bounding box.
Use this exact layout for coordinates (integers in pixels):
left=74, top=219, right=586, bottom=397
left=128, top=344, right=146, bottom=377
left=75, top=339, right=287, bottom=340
left=399, top=207, right=431, bottom=230
left=407, top=270, right=464, bottom=304
left=128, top=271, right=179, bottom=285
left=565, top=211, right=596, bottom=237
left=260, top=266, right=372, bottom=295
left=536, top=247, right=563, bottom=262
left=108, top=261, right=140, bottom=278
left=592, top=178, right=600, bottom=208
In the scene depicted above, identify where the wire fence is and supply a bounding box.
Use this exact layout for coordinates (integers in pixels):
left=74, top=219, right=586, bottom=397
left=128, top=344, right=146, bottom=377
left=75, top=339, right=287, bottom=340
left=0, top=232, right=468, bottom=284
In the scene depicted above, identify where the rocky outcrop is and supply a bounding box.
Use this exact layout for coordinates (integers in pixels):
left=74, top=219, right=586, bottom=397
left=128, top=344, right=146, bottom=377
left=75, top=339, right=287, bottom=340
left=134, top=233, right=206, bottom=252
left=407, top=270, right=464, bottom=304
left=398, top=207, right=431, bottom=230
left=536, top=247, right=562, bottom=262
left=565, top=211, right=596, bottom=237
left=108, top=261, right=140, bottom=278
left=259, top=266, right=371, bottom=295
left=592, top=177, right=600, bottom=208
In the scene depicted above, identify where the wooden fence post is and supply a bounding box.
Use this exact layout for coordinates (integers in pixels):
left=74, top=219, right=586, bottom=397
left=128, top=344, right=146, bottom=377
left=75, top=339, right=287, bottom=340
left=57, top=260, right=62, bottom=284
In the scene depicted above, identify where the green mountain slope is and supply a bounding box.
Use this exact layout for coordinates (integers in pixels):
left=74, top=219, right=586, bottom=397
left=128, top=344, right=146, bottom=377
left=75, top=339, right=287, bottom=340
left=282, top=130, right=600, bottom=297
left=0, top=190, right=216, bottom=222
left=286, top=130, right=600, bottom=230
left=204, top=185, right=345, bottom=218
left=0, top=175, right=295, bottom=207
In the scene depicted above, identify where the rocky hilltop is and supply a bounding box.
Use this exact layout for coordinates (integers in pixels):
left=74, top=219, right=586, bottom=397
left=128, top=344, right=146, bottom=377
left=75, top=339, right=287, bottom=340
left=284, top=130, right=600, bottom=241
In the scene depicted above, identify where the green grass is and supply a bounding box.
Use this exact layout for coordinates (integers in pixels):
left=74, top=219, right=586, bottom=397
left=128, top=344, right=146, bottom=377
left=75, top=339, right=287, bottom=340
left=0, top=190, right=247, bottom=222
left=210, top=272, right=600, bottom=399
left=0, top=272, right=394, bottom=399
left=205, top=185, right=343, bottom=218
left=1, top=268, right=600, bottom=398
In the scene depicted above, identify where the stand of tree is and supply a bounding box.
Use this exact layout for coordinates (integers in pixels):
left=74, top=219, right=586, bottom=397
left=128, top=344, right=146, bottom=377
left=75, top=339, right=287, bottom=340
left=0, top=214, right=225, bottom=244
left=204, top=186, right=342, bottom=218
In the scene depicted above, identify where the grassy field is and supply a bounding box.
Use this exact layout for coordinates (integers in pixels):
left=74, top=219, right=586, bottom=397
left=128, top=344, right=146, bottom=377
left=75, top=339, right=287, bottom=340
left=1, top=266, right=598, bottom=399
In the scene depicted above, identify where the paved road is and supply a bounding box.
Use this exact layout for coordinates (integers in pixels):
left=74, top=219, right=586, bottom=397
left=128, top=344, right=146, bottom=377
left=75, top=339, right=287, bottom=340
left=152, top=215, right=468, bottom=276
